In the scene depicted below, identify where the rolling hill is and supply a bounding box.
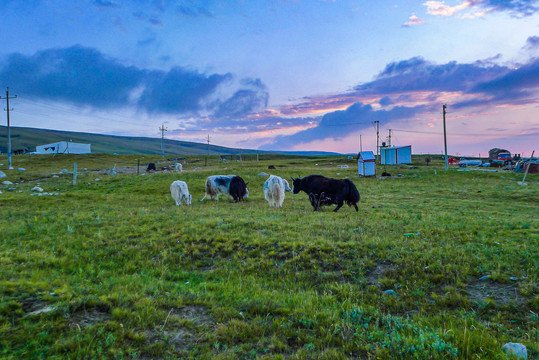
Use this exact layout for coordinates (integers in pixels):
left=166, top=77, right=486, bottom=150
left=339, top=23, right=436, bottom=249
left=0, top=126, right=341, bottom=156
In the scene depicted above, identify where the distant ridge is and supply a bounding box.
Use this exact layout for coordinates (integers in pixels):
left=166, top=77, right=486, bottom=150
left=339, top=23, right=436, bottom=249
left=0, top=126, right=342, bottom=156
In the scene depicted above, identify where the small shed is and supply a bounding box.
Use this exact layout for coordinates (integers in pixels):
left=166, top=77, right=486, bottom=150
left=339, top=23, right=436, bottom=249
left=35, top=141, right=91, bottom=154
left=357, top=151, right=376, bottom=176
left=381, top=145, right=412, bottom=165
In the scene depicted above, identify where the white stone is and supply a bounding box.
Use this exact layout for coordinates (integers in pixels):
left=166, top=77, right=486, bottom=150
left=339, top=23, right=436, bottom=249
left=502, top=343, right=527, bottom=359
left=0, top=171, right=6, bottom=178
left=18, top=168, right=26, bottom=171
left=3, top=181, right=13, bottom=185
left=26, top=306, right=55, bottom=316
left=31, top=186, right=44, bottom=192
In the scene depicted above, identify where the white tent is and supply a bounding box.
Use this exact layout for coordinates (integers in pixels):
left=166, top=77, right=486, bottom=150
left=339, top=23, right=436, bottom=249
left=35, top=141, right=91, bottom=154
left=380, top=145, right=412, bottom=165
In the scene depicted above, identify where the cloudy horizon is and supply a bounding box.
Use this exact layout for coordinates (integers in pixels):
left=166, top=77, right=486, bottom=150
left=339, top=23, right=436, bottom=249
left=1, top=1, right=538, bottom=156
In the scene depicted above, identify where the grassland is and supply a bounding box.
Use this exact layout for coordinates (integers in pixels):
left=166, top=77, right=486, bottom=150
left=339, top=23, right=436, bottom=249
left=0, top=153, right=537, bottom=359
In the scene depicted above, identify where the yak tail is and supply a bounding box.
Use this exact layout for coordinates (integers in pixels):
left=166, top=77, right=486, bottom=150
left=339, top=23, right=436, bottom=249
left=344, top=178, right=360, bottom=204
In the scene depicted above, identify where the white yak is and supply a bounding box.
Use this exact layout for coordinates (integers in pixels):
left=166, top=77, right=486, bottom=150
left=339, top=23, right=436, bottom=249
left=263, top=175, right=291, bottom=208
left=170, top=180, right=192, bottom=206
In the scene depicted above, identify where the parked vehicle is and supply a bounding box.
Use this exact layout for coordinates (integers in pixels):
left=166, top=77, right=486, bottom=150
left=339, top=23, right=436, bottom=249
left=459, top=159, right=482, bottom=167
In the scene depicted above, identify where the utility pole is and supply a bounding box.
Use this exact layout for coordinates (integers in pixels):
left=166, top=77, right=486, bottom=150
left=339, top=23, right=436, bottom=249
left=374, top=121, right=380, bottom=163
left=205, top=134, right=210, bottom=166
left=159, top=123, right=167, bottom=158
left=388, top=129, right=392, bottom=147
left=443, top=104, right=448, bottom=170
left=1, top=88, right=17, bottom=170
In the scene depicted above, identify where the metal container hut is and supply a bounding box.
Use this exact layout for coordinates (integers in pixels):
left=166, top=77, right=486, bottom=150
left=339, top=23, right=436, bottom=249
left=380, top=145, right=412, bottom=165
left=357, top=151, right=376, bottom=176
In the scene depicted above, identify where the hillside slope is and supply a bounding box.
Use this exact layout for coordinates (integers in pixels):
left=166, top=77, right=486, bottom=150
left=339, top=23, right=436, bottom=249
left=0, top=126, right=342, bottom=156
left=0, top=126, right=266, bottom=155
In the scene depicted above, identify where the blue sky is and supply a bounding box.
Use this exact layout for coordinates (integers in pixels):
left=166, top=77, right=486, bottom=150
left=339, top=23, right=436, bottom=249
left=1, top=0, right=538, bottom=155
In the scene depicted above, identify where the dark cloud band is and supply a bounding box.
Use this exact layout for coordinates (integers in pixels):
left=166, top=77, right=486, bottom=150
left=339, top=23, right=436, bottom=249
left=0, top=45, right=269, bottom=118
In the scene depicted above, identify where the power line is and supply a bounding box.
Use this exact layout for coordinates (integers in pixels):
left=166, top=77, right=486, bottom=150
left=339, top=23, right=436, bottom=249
left=16, top=98, right=142, bottom=127
left=391, top=128, right=527, bottom=137
left=321, top=120, right=374, bottom=127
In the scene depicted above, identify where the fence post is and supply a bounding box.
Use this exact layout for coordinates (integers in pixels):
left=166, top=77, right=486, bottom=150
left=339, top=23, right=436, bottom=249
left=137, top=159, right=140, bottom=175
left=73, top=162, right=77, bottom=185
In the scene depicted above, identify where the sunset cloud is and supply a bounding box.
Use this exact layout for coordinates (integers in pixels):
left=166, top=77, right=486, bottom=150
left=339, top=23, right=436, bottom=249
left=424, top=0, right=480, bottom=17
left=402, top=13, right=426, bottom=27
left=260, top=51, right=539, bottom=150
left=262, top=103, right=426, bottom=150
left=424, top=0, right=538, bottom=18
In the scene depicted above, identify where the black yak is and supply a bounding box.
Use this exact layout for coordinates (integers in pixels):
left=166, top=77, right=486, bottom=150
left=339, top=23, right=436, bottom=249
left=291, top=175, right=360, bottom=212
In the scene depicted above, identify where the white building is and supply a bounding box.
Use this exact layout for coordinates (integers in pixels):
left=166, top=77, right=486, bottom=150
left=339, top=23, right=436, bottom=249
left=35, top=141, right=91, bottom=154
left=357, top=151, right=376, bottom=176
left=380, top=145, right=412, bottom=165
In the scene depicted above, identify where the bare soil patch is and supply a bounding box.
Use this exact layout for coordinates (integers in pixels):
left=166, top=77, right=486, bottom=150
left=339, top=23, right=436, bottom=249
left=365, top=262, right=396, bottom=287
left=467, top=279, right=522, bottom=305
left=172, top=305, right=212, bottom=326
left=144, top=306, right=212, bottom=354
left=68, top=307, right=112, bottom=329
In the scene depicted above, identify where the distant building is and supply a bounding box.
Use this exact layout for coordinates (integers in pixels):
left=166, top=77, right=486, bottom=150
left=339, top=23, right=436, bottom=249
left=35, top=141, right=91, bottom=154
left=357, top=151, right=376, bottom=176
left=380, top=145, right=412, bottom=165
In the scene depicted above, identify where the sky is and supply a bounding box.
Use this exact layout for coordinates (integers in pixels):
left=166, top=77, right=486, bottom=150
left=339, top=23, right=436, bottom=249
left=0, top=0, right=538, bottom=156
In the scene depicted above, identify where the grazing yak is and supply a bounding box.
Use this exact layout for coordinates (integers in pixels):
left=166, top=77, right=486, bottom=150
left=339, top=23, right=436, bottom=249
left=174, top=163, right=183, bottom=172
left=201, top=175, right=249, bottom=202
left=147, top=163, right=156, bottom=172
left=170, top=180, right=192, bottom=206
left=263, top=175, right=292, bottom=208
left=291, top=175, right=360, bottom=212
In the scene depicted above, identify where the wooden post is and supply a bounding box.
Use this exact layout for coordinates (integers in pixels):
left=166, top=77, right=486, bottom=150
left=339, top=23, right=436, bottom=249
left=519, top=150, right=535, bottom=185
left=73, top=162, right=77, bottom=185
left=137, top=159, right=140, bottom=175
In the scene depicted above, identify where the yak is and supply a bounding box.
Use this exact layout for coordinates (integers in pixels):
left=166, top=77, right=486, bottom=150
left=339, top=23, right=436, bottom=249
left=291, top=174, right=360, bottom=212
left=201, top=175, right=249, bottom=202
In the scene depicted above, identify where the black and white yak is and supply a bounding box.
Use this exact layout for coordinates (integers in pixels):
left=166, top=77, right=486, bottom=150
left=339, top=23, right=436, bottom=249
left=201, top=175, right=249, bottom=202
left=291, top=174, right=360, bottom=212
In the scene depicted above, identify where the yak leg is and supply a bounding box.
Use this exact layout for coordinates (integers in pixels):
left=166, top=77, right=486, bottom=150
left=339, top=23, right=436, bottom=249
left=353, top=203, right=359, bottom=212
left=316, top=196, right=323, bottom=211
left=333, top=202, right=344, bottom=212
left=308, top=193, right=319, bottom=211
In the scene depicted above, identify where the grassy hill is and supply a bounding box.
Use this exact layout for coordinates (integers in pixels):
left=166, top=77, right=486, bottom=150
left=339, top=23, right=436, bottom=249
left=0, top=126, right=341, bottom=156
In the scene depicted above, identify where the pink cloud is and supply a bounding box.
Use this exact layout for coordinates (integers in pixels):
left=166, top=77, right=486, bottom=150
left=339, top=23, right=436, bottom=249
left=402, top=13, right=426, bottom=27
left=423, top=0, right=483, bottom=17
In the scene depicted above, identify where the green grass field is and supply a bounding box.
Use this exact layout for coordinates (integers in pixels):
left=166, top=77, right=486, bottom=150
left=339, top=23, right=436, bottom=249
left=0, top=154, right=537, bottom=359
